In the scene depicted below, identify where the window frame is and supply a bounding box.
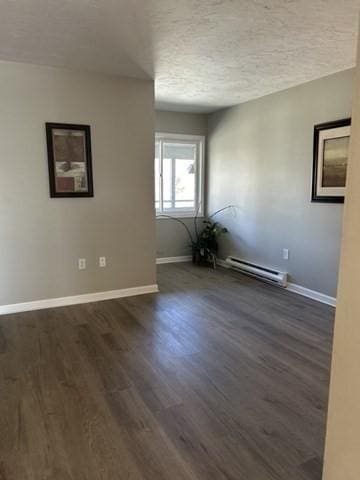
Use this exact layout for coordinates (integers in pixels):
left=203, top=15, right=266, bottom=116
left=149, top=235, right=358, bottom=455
left=155, top=132, right=205, bottom=218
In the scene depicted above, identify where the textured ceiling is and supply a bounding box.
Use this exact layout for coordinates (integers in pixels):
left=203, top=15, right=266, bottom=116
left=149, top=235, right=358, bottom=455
left=0, top=0, right=359, bottom=112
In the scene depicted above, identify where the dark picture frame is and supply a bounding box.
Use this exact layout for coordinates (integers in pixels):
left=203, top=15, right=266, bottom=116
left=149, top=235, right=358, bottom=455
left=312, top=118, right=351, bottom=203
left=46, top=122, right=94, bottom=198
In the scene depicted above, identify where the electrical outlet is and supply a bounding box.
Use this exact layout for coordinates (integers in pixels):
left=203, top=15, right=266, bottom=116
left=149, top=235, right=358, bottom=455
left=99, top=256, right=106, bottom=268
left=282, top=249, right=289, bottom=260
left=78, top=258, right=86, bottom=270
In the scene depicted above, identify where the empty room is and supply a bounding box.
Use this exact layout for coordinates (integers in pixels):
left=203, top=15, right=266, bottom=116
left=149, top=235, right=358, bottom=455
left=0, top=1, right=360, bottom=479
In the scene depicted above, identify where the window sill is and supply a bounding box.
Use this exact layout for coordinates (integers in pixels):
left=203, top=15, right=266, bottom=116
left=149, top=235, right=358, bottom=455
left=156, top=212, right=204, bottom=220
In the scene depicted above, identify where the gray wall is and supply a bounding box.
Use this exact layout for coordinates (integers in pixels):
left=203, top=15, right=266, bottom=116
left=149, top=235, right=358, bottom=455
left=155, top=110, right=207, bottom=258
left=207, top=69, right=354, bottom=297
left=0, top=60, right=156, bottom=305
left=155, top=110, right=208, bottom=136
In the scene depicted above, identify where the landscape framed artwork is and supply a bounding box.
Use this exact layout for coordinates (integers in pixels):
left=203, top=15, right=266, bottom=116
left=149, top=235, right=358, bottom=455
left=46, top=122, right=94, bottom=198
left=312, top=118, right=351, bottom=203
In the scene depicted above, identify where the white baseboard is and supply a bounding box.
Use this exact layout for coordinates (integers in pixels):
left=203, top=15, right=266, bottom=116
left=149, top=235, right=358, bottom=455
left=216, top=258, right=336, bottom=306
left=216, top=258, right=230, bottom=268
left=156, top=256, right=192, bottom=264
left=287, top=283, right=336, bottom=307
left=0, top=284, right=159, bottom=316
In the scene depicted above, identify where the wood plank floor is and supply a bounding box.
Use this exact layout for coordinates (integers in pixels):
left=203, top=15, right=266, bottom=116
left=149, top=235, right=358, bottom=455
left=0, top=263, right=335, bottom=480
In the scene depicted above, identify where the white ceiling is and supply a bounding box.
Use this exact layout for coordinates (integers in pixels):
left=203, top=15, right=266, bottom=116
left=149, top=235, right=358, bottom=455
left=0, top=0, right=359, bottom=113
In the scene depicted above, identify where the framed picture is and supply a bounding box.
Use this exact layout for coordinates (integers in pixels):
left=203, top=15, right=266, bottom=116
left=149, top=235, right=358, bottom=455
left=46, top=122, right=94, bottom=198
left=312, top=118, right=351, bottom=203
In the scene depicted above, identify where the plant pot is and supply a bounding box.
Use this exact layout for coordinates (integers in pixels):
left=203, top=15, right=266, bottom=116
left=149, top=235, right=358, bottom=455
left=192, top=251, right=203, bottom=264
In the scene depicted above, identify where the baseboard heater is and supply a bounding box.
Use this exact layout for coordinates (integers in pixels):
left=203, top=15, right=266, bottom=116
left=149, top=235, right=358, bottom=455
left=225, top=256, right=288, bottom=288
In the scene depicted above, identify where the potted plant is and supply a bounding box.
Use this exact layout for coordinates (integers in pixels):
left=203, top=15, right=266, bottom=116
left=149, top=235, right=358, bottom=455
left=157, top=205, right=232, bottom=269
left=191, top=220, right=228, bottom=267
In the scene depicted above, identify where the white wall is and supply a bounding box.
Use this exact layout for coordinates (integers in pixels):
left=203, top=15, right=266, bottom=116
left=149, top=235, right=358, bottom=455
left=0, top=60, right=156, bottom=305
left=207, top=69, right=354, bottom=297
left=322, top=31, right=360, bottom=480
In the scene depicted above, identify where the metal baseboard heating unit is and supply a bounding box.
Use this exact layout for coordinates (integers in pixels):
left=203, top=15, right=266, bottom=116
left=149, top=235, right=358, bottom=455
left=225, top=256, right=288, bottom=288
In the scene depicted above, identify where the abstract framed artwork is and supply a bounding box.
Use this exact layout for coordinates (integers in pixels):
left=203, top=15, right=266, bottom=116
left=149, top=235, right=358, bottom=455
left=46, top=123, right=94, bottom=198
left=312, top=118, right=351, bottom=203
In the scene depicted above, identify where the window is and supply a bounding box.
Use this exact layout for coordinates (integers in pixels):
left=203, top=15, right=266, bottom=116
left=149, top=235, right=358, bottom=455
left=155, top=133, right=205, bottom=217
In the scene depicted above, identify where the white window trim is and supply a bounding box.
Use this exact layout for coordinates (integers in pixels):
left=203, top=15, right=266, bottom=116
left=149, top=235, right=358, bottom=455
left=155, top=132, right=205, bottom=219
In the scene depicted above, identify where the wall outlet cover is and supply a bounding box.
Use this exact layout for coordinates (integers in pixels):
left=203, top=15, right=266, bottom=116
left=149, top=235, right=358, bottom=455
left=78, top=258, right=86, bottom=270
left=282, top=249, right=290, bottom=260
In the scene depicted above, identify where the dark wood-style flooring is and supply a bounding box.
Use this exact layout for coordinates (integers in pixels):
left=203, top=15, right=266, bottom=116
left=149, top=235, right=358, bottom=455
left=0, top=263, right=335, bottom=479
